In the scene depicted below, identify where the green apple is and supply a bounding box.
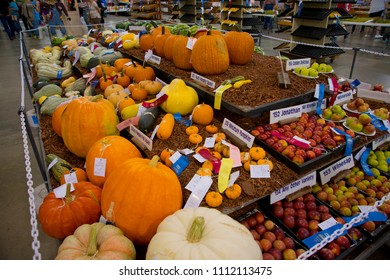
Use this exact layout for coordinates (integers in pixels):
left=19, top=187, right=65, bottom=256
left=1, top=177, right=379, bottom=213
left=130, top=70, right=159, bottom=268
left=331, top=104, right=343, bottom=114
left=368, top=158, right=379, bottom=167
left=294, top=67, right=302, bottom=74
left=326, top=65, right=333, bottom=72
left=371, top=168, right=381, bottom=177
left=322, top=108, right=333, bottom=119
left=377, top=164, right=388, bottom=173
left=309, top=68, right=318, bottom=77
left=300, top=67, right=310, bottom=76
left=311, top=62, right=319, bottom=70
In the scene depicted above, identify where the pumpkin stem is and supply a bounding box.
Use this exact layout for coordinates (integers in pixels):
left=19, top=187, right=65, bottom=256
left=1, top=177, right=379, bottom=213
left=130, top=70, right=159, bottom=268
left=64, top=183, right=73, bottom=203
left=149, top=155, right=160, bottom=167
left=187, top=216, right=205, bottom=243
left=86, top=224, right=98, bottom=257
left=90, top=95, right=104, bottom=102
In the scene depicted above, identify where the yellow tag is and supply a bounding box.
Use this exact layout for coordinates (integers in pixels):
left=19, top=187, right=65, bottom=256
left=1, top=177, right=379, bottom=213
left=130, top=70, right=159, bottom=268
left=214, top=84, right=232, bottom=110
left=218, top=158, right=234, bottom=193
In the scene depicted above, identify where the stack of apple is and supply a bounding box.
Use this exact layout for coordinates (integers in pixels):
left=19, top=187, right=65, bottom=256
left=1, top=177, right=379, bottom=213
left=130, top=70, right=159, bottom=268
left=271, top=194, right=357, bottom=259
left=346, top=98, right=370, bottom=113
left=372, top=107, right=389, bottom=120
left=240, top=210, right=306, bottom=260
left=344, top=113, right=376, bottom=135
left=250, top=113, right=356, bottom=165
left=367, top=149, right=390, bottom=174
left=321, top=104, right=347, bottom=122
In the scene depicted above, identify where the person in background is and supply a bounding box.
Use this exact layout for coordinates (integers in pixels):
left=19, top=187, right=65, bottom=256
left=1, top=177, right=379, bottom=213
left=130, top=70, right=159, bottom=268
left=283, top=0, right=293, bottom=12
left=0, top=0, right=16, bottom=39
left=77, top=0, right=90, bottom=30
left=9, top=0, right=22, bottom=34
left=42, top=0, right=70, bottom=36
left=86, top=0, right=99, bottom=27
left=22, top=0, right=40, bottom=37
left=96, top=0, right=104, bottom=24
left=368, top=0, right=386, bottom=38
left=262, top=0, right=276, bottom=31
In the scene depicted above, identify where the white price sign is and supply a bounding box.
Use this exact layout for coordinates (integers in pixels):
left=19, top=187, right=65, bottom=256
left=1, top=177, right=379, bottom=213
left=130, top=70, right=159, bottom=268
left=222, top=118, right=255, bottom=148
left=286, top=58, right=311, bottom=71
left=270, top=104, right=302, bottom=124
left=129, top=124, right=153, bottom=151
left=191, top=72, right=215, bottom=89
left=319, top=155, right=354, bottom=185
left=333, top=90, right=353, bottom=105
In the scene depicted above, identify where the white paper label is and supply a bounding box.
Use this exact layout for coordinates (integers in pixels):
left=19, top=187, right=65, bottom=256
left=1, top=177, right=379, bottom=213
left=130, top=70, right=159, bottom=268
left=204, top=137, right=216, bottom=148
left=54, top=183, right=75, bottom=198
left=72, top=50, right=80, bottom=66
left=169, top=151, right=182, bottom=164
left=358, top=205, right=376, bottom=213
left=129, top=124, right=153, bottom=151
left=184, top=176, right=213, bottom=208
left=250, top=164, right=270, bottom=178
left=155, top=77, right=167, bottom=86
left=145, top=49, right=153, bottom=61
left=186, top=38, right=197, bottom=50
left=270, top=171, right=316, bottom=204
left=319, top=155, right=354, bottom=185
left=333, top=90, right=353, bottom=105
left=148, top=54, right=161, bottom=65
left=301, top=99, right=327, bottom=113
left=222, top=118, right=255, bottom=148
left=319, top=217, right=338, bottom=230
left=372, top=133, right=390, bottom=150
left=286, top=58, right=311, bottom=71
left=185, top=174, right=202, bottom=192
left=354, top=146, right=367, bottom=161
left=150, top=125, right=159, bottom=140
left=293, top=136, right=311, bottom=145
left=328, top=78, right=334, bottom=92
left=193, top=153, right=206, bottom=163
left=228, top=171, right=240, bottom=187
left=314, top=83, right=320, bottom=99
left=63, top=172, right=78, bottom=184
left=93, top=158, right=106, bottom=177
left=191, top=72, right=215, bottom=89
left=270, top=104, right=302, bottom=124
left=179, top=148, right=194, bottom=155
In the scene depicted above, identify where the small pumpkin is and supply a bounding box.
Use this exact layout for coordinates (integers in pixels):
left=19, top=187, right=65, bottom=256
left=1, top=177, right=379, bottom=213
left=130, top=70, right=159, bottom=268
left=130, top=84, right=148, bottom=101
left=205, top=191, right=223, bottom=207
left=146, top=207, right=263, bottom=260
left=38, top=182, right=102, bottom=239
left=99, top=75, right=113, bottom=91
left=257, top=158, right=274, bottom=171
left=249, top=147, right=266, bottom=161
left=118, top=96, right=135, bottom=113
left=114, top=58, right=132, bottom=72
left=192, top=103, right=214, bottom=125
left=116, top=71, right=131, bottom=87
left=197, top=167, right=213, bottom=176
left=213, top=142, right=226, bottom=153
left=214, top=132, right=226, bottom=143
left=189, top=133, right=203, bottom=144
left=124, top=61, right=140, bottom=79
left=211, top=151, right=222, bottom=160
left=240, top=152, right=251, bottom=164
left=206, top=124, right=218, bottom=134
left=139, top=32, right=154, bottom=52
left=59, top=167, right=88, bottom=185
left=61, top=95, right=120, bottom=158
left=185, top=125, right=199, bottom=135
left=202, top=160, right=214, bottom=171
left=133, top=65, right=155, bottom=83
left=86, top=135, right=142, bottom=187
left=101, top=155, right=183, bottom=245
left=225, top=184, right=242, bottom=200
left=139, top=80, right=163, bottom=95
left=107, top=90, right=128, bottom=108
left=103, top=84, right=124, bottom=98
left=55, top=222, right=136, bottom=260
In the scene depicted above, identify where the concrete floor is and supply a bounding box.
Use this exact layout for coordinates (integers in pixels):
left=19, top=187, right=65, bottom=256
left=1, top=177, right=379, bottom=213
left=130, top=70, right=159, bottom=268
left=0, top=15, right=389, bottom=260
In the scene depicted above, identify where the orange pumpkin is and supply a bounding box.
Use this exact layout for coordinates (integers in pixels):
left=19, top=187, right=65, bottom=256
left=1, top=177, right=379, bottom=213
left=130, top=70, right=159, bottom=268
left=118, top=96, right=135, bottom=113
left=107, top=91, right=128, bottom=108
left=61, top=95, right=120, bottom=158
left=99, top=75, right=113, bottom=91
left=139, top=33, right=154, bottom=52
left=185, top=125, right=199, bottom=135
left=249, top=147, right=266, bottom=161
left=215, top=132, right=226, bottom=143
left=163, top=34, right=180, bottom=61
left=114, top=58, right=132, bottom=72
left=151, top=24, right=171, bottom=41
left=172, top=35, right=193, bottom=70
left=223, top=31, right=254, bottom=65
left=51, top=101, right=69, bottom=137
left=154, top=26, right=171, bottom=58
left=101, top=155, right=182, bottom=245
left=191, top=30, right=230, bottom=75
left=86, top=135, right=142, bottom=187
left=116, top=72, right=131, bottom=87
left=59, top=167, right=88, bottom=185
left=194, top=29, right=223, bottom=39
left=124, top=61, right=140, bottom=79
left=38, top=182, right=102, bottom=239
left=139, top=80, right=163, bottom=95
left=133, top=66, right=156, bottom=83
left=130, top=84, right=148, bottom=101
left=206, top=124, right=218, bottom=134
left=192, top=103, right=214, bottom=125
left=189, top=133, right=203, bottom=144
left=225, top=184, right=242, bottom=200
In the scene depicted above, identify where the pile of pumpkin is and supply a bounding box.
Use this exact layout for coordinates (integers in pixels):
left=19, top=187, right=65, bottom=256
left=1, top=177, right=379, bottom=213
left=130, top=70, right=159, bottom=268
left=132, top=24, right=256, bottom=75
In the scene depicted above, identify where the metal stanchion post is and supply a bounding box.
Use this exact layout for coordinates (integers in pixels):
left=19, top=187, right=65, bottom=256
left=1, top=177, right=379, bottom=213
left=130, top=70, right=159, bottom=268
left=349, top=47, right=359, bottom=79
left=47, top=25, right=52, bottom=45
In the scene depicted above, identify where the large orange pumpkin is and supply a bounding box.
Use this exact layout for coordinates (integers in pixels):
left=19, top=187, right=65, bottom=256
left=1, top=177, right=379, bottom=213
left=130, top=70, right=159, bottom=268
left=163, top=34, right=180, bottom=61
left=101, top=155, right=182, bottom=245
left=194, top=29, right=223, bottom=39
left=223, top=31, right=254, bottom=65
left=61, top=95, right=120, bottom=158
left=154, top=26, right=170, bottom=58
left=133, top=65, right=156, bottom=83
left=38, top=182, right=102, bottom=239
left=172, top=35, right=193, bottom=71
left=139, top=33, right=154, bottom=52
left=85, top=135, right=142, bottom=187
left=51, top=101, right=69, bottom=137
left=191, top=30, right=230, bottom=75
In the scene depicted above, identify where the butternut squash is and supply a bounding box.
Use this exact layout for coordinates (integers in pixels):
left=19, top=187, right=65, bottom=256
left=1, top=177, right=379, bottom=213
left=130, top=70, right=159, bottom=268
left=156, top=113, right=175, bottom=140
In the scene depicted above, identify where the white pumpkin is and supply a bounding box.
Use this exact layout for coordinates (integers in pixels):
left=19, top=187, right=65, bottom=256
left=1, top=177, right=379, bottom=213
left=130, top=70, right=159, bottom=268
left=146, top=207, right=263, bottom=260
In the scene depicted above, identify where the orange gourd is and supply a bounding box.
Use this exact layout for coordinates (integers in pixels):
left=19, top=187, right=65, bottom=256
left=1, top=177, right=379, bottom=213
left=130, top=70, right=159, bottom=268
left=124, top=61, right=140, bottom=79
left=61, top=95, right=119, bottom=158
left=86, top=135, right=142, bottom=187
left=139, top=33, right=154, bottom=52
left=206, top=124, right=218, bottom=134
left=223, top=31, right=254, bottom=65
left=191, top=103, right=214, bottom=125
left=205, top=191, right=223, bottom=207
left=51, top=101, right=69, bottom=137
left=185, top=125, right=199, bottom=135
left=38, top=182, right=102, bottom=239
left=130, top=84, right=148, bottom=101
left=104, top=84, right=125, bottom=98
left=249, top=147, right=266, bottom=161
left=189, top=133, right=203, bottom=144
left=154, top=26, right=170, bottom=58
left=101, top=155, right=182, bottom=245
left=191, top=30, right=230, bottom=75
left=225, top=184, right=242, bottom=200
left=172, top=35, right=193, bottom=71
left=163, top=34, right=180, bottom=61
left=151, top=24, right=171, bottom=41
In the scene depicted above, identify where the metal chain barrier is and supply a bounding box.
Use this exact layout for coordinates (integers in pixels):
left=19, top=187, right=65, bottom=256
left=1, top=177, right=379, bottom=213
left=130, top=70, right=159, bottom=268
left=298, top=192, right=390, bottom=260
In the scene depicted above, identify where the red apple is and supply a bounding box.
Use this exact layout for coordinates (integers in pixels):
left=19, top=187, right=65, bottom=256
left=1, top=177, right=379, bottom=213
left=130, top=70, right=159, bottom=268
left=306, top=150, right=317, bottom=160
left=283, top=201, right=294, bottom=208
left=327, top=242, right=341, bottom=257
left=308, top=210, right=321, bottom=221
left=283, top=215, right=295, bottom=229
left=246, top=216, right=257, bottom=228
left=321, top=213, right=333, bottom=222
left=282, top=236, right=295, bottom=249
left=305, top=201, right=317, bottom=211
left=254, top=212, right=265, bottom=224
left=284, top=207, right=296, bottom=217
left=254, top=224, right=267, bottom=237
left=268, top=248, right=283, bottom=260
left=263, top=231, right=277, bottom=243
left=273, top=205, right=284, bottom=219
left=303, top=193, right=316, bottom=202
left=317, top=205, right=329, bottom=214
left=262, top=252, right=275, bottom=260
left=319, top=248, right=335, bottom=260
left=256, top=125, right=265, bottom=133
left=273, top=227, right=286, bottom=240
left=292, top=155, right=305, bottom=165
left=293, top=201, right=305, bottom=210
left=260, top=239, right=273, bottom=253
left=264, top=220, right=275, bottom=231
left=250, top=229, right=260, bottom=240
left=273, top=239, right=287, bottom=251
left=296, top=228, right=310, bottom=240
left=335, top=236, right=351, bottom=250
left=296, top=209, right=307, bottom=220
left=308, top=220, right=319, bottom=231
left=295, top=218, right=309, bottom=229
left=272, top=142, right=284, bottom=153
left=282, top=248, right=297, bottom=260
left=348, top=228, right=363, bottom=241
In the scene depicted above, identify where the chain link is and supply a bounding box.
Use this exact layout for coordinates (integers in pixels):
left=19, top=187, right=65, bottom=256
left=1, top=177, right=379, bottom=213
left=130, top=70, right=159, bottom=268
left=19, top=112, right=42, bottom=260
left=261, top=34, right=390, bottom=57
left=298, top=192, right=390, bottom=260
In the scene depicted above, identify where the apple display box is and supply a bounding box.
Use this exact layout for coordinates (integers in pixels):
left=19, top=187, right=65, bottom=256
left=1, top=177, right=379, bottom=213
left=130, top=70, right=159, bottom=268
left=258, top=195, right=365, bottom=260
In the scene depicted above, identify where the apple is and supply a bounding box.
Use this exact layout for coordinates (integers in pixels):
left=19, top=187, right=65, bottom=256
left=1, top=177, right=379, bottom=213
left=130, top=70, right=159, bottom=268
left=240, top=220, right=250, bottom=229
left=262, top=252, right=275, bottom=260
left=317, top=205, right=329, bottom=214
left=292, top=155, right=305, bottom=165
left=282, top=248, right=297, bottom=260
left=362, top=221, right=376, bottom=232
left=348, top=228, right=363, bottom=241
left=319, top=248, right=335, bottom=260
left=358, top=113, right=372, bottom=125
left=305, top=201, right=317, bottom=211
left=273, top=205, right=284, bottom=219
left=250, top=229, right=260, bottom=240
left=260, top=239, right=273, bottom=253
left=272, top=142, right=284, bottom=153
left=254, top=212, right=265, bottom=224
left=273, top=240, right=287, bottom=251
left=296, top=228, right=310, bottom=240
left=308, top=220, right=319, bottom=231
left=335, top=236, right=351, bottom=249
left=306, top=150, right=317, bottom=160
left=293, top=201, right=305, bottom=210
left=246, top=216, right=258, bottom=228
left=264, top=220, right=275, bottom=231
left=308, top=210, right=321, bottom=221
left=283, top=215, right=295, bottom=229
left=263, top=231, right=277, bottom=243
left=282, top=236, right=295, bottom=249
left=295, top=248, right=306, bottom=258
left=363, top=124, right=376, bottom=135
left=254, top=224, right=267, bottom=237
left=273, top=227, right=286, bottom=240
left=327, top=242, right=341, bottom=257
left=296, top=209, right=307, bottom=220
left=268, top=248, right=283, bottom=260
left=284, top=207, right=296, bottom=217
left=321, top=213, right=333, bottom=222
left=295, top=218, right=309, bottom=229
